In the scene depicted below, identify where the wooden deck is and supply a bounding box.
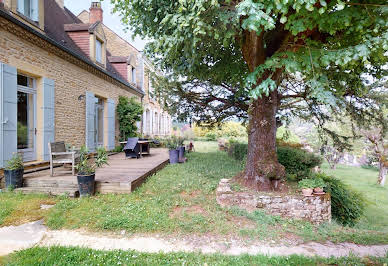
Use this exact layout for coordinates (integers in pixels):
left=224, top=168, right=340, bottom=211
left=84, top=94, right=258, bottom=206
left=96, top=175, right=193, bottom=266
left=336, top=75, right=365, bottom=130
left=16, top=148, right=169, bottom=196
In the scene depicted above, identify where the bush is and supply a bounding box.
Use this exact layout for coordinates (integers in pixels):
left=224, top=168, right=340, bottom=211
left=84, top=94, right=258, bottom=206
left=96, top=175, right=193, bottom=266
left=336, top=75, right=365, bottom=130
left=277, top=146, right=322, bottom=179
left=226, top=141, right=322, bottom=179
left=116, top=96, right=143, bottom=141
left=205, top=132, right=217, bottom=141
left=314, top=173, right=365, bottom=226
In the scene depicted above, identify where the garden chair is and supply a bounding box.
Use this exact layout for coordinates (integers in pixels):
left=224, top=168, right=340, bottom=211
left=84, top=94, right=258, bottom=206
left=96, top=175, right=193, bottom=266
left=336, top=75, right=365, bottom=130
left=48, top=141, right=80, bottom=176
left=123, top=137, right=140, bottom=159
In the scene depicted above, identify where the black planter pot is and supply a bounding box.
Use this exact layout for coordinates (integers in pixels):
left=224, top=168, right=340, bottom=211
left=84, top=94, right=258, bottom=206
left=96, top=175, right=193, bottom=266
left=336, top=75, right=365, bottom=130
left=77, top=174, right=95, bottom=197
left=178, top=146, right=185, bottom=159
left=4, top=168, right=24, bottom=189
left=169, top=149, right=179, bottom=164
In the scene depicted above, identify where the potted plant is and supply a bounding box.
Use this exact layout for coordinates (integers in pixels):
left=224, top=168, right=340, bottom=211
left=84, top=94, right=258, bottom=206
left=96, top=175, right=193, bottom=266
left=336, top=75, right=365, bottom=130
left=75, top=146, right=108, bottom=197
left=313, top=177, right=326, bottom=194
left=166, top=136, right=179, bottom=164
left=298, top=178, right=316, bottom=196
left=177, top=136, right=186, bottom=162
left=4, top=153, right=24, bottom=189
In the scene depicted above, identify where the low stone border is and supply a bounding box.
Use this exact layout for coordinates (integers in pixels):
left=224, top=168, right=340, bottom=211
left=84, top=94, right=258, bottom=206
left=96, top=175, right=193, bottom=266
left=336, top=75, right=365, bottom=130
left=216, top=179, right=331, bottom=224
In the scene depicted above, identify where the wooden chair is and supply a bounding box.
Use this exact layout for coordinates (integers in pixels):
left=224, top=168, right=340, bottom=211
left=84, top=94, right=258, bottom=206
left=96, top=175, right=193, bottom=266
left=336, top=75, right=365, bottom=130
left=48, top=141, right=80, bottom=176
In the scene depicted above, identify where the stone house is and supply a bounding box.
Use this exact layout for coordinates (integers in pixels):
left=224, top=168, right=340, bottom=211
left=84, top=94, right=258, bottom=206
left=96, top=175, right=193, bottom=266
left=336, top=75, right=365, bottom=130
left=0, top=0, right=170, bottom=168
left=77, top=5, right=172, bottom=138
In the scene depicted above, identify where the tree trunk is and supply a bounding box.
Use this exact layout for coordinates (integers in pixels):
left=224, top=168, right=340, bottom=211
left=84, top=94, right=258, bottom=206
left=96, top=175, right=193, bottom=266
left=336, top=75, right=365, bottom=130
left=378, top=160, right=387, bottom=186
left=235, top=90, right=285, bottom=191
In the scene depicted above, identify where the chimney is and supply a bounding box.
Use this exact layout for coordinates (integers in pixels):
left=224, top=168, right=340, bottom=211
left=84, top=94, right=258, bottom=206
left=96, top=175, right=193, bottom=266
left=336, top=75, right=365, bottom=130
left=89, top=2, right=103, bottom=24
left=55, top=0, right=64, bottom=8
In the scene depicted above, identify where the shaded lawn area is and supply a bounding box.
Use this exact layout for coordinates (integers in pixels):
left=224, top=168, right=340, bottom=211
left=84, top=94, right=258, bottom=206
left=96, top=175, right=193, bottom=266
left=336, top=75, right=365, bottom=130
left=2, top=246, right=388, bottom=266
left=0, top=142, right=388, bottom=244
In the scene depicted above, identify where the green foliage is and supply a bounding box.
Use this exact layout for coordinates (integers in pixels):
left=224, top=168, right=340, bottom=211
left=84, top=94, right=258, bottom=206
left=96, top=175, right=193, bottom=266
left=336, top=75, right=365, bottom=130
left=315, top=173, right=365, bottom=227
left=298, top=177, right=326, bottom=189
left=5, top=246, right=388, bottom=266
left=227, top=141, right=322, bottom=178
left=116, top=96, right=143, bottom=141
left=5, top=153, right=24, bottom=170
left=193, top=122, right=248, bottom=139
left=75, top=146, right=109, bottom=175
left=164, top=136, right=181, bottom=150
left=277, top=146, right=323, bottom=179
left=205, top=132, right=217, bottom=141
left=298, top=178, right=317, bottom=189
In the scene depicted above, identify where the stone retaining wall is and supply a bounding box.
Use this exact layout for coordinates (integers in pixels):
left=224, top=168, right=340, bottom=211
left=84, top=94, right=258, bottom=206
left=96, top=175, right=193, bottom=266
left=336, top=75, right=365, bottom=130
left=216, top=179, right=331, bottom=224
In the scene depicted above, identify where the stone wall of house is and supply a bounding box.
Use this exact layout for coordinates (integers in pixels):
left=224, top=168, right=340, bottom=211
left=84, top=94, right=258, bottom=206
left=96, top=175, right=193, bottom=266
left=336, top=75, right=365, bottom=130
left=0, top=25, right=141, bottom=153
left=216, top=179, right=331, bottom=224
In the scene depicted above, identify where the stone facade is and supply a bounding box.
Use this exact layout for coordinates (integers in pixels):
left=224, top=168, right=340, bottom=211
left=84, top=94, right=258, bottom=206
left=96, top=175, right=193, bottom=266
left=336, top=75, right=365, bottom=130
left=216, top=179, right=331, bottom=224
left=78, top=9, right=172, bottom=137
left=0, top=12, right=141, bottom=162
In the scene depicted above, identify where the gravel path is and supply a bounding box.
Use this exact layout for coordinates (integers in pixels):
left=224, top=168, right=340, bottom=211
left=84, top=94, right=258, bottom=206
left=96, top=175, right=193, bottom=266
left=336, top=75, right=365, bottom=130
left=1, top=221, right=388, bottom=258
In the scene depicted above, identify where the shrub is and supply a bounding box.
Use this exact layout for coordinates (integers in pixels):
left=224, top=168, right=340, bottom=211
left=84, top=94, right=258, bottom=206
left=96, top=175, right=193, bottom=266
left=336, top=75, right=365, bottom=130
left=205, top=132, right=217, bottom=141
left=314, top=173, right=365, bottom=226
left=277, top=146, right=322, bottom=179
left=226, top=141, right=322, bottom=179
left=117, top=96, right=143, bottom=141
left=5, top=153, right=24, bottom=170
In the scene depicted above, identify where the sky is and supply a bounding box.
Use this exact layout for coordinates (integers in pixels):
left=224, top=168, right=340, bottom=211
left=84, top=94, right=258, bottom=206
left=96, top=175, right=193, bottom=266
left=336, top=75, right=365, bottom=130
left=64, top=0, right=148, bottom=51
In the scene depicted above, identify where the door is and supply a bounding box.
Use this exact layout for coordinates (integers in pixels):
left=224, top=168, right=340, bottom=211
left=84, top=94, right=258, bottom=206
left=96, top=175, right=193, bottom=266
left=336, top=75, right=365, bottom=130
left=17, top=74, right=36, bottom=162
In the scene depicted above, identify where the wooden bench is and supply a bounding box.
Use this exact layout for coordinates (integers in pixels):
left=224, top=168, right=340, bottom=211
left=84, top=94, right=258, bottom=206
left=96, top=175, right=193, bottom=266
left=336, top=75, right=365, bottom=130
left=48, top=141, right=80, bottom=176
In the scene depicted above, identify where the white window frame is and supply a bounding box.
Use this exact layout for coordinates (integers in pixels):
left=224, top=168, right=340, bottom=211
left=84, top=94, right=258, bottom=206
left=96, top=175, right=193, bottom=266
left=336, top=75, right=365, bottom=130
left=17, top=0, right=39, bottom=22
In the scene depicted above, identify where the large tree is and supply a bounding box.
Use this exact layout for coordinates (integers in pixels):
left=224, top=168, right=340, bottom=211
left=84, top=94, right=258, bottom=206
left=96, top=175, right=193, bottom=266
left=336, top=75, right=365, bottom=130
left=111, top=0, right=388, bottom=191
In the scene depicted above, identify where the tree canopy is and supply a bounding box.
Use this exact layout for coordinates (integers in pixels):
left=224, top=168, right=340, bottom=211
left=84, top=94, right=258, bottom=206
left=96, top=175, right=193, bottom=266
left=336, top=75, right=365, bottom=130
left=111, top=0, right=388, bottom=190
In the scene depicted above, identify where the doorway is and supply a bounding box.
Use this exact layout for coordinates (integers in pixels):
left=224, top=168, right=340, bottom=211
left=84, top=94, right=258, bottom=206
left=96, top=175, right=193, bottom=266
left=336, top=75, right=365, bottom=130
left=17, top=74, right=36, bottom=162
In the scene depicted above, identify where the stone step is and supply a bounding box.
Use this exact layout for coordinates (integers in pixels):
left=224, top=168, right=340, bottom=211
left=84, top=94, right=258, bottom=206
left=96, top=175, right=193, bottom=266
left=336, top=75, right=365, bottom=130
left=14, top=187, right=79, bottom=197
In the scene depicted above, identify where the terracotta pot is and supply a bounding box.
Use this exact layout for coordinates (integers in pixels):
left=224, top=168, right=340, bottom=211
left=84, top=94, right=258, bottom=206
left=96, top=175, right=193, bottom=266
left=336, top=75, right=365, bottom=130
left=302, top=188, right=313, bottom=196
left=313, top=187, right=324, bottom=193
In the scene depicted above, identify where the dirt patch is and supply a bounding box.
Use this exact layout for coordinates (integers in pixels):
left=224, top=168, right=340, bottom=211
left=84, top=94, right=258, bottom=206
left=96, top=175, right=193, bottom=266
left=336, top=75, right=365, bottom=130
left=179, top=190, right=201, bottom=198
left=170, top=205, right=207, bottom=218
left=228, top=216, right=257, bottom=230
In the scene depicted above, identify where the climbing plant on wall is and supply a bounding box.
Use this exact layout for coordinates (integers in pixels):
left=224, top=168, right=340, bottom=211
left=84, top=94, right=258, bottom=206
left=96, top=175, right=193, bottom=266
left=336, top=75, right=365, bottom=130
left=116, top=96, right=143, bottom=141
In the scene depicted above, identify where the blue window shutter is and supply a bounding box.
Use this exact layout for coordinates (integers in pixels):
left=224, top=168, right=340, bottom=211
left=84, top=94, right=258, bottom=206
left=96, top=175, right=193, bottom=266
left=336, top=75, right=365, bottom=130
left=105, top=98, right=115, bottom=151
left=0, top=63, right=18, bottom=168
left=85, top=91, right=95, bottom=152
left=42, top=78, right=55, bottom=161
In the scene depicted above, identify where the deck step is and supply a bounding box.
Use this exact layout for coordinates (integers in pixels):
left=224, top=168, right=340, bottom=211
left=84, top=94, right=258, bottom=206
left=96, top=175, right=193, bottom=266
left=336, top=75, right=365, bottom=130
left=15, top=187, right=79, bottom=197
left=24, top=180, right=78, bottom=189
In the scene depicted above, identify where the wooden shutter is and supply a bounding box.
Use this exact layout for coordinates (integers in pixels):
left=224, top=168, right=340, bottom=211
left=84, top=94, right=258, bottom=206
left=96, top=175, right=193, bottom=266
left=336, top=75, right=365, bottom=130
left=85, top=91, right=96, bottom=152
left=42, top=78, right=55, bottom=161
left=0, top=63, right=18, bottom=168
left=31, top=0, right=39, bottom=21
left=105, top=98, right=115, bottom=151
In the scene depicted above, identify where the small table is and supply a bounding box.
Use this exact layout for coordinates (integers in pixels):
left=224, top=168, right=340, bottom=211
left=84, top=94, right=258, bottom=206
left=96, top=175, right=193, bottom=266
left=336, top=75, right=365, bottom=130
left=120, top=140, right=152, bottom=158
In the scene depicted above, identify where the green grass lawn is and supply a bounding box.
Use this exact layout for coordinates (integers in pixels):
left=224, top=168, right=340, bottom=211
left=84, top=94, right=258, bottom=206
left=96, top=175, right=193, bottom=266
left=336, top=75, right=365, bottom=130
left=0, top=141, right=387, bottom=245
left=321, top=163, right=388, bottom=232
left=2, top=246, right=387, bottom=266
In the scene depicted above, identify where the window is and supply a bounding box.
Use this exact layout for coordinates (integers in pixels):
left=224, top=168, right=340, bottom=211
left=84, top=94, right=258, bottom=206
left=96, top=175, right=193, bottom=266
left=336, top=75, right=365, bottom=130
left=96, top=38, right=103, bottom=63
left=17, top=0, right=39, bottom=21
left=131, top=67, right=136, bottom=84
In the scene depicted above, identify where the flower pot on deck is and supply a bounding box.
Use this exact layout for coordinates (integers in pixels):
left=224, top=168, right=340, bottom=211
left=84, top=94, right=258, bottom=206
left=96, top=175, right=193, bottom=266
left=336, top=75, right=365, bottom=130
left=77, top=174, right=95, bottom=197
left=301, top=188, right=313, bottom=196
left=4, top=169, right=24, bottom=189
left=178, top=146, right=186, bottom=163
left=169, top=149, right=179, bottom=164
left=313, top=187, right=324, bottom=193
